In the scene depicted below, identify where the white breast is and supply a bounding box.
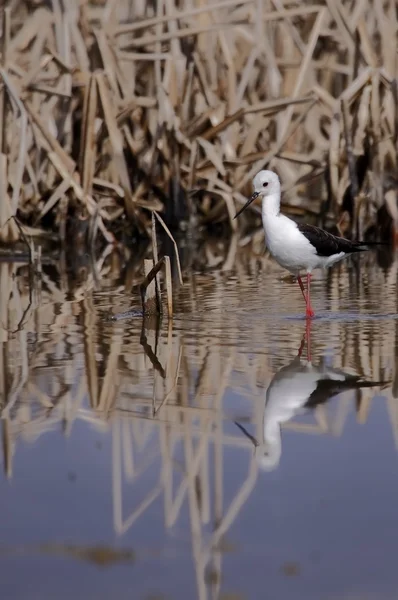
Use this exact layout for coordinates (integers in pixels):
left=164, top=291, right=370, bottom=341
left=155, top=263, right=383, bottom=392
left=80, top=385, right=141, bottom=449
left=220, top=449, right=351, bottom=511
left=263, top=214, right=319, bottom=274
left=265, top=370, right=319, bottom=424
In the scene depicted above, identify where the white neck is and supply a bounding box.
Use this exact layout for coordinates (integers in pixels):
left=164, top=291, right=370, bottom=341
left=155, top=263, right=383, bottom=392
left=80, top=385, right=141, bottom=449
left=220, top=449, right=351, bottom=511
left=261, top=192, right=281, bottom=220
left=264, top=418, right=281, bottom=444
left=258, top=424, right=282, bottom=470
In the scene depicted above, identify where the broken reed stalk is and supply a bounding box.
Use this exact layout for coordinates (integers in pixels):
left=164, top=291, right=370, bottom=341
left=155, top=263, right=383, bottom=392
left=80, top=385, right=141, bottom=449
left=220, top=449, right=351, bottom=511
left=0, top=1, right=397, bottom=248
left=142, top=258, right=159, bottom=315
left=151, top=212, right=162, bottom=313
left=140, top=256, right=173, bottom=318
left=140, top=212, right=178, bottom=317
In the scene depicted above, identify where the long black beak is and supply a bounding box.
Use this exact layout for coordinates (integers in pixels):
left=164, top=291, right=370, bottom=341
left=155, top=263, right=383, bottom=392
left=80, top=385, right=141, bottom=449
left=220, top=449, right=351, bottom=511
left=234, top=421, right=259, bottom=450
left=234, top=191, right=259, bottom=219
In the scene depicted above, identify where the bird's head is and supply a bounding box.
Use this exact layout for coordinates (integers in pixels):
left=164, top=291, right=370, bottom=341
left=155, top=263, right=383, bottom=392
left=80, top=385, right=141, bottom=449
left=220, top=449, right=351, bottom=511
left=234, top=170, right=280, bottom=219
left=255, top=441, right=282, bottom=471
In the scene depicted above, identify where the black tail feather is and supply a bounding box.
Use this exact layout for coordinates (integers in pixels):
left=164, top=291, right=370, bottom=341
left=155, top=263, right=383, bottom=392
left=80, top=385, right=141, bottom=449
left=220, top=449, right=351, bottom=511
left=354, top=241, right=389, bottom=252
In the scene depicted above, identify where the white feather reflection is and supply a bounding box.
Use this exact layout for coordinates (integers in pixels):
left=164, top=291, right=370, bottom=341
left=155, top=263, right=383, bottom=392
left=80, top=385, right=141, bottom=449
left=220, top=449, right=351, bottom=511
left=236, top=324, right=386, bottom=471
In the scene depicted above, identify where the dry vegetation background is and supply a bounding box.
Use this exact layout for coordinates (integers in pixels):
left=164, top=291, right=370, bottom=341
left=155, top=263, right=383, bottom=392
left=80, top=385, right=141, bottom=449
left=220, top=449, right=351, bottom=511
left=0, top=0, right=397, bottom=250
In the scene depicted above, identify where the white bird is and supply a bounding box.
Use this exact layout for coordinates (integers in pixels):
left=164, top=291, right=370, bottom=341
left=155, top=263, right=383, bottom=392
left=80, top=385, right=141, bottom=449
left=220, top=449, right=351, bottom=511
left=234, top=170, right=385, bottom=317
left=235, top=331, right=386, bottom=471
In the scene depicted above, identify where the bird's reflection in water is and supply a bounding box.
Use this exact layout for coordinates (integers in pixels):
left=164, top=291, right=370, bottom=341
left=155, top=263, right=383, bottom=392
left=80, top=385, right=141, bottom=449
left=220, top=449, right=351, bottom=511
left=235, top=320, right=387, bottom=471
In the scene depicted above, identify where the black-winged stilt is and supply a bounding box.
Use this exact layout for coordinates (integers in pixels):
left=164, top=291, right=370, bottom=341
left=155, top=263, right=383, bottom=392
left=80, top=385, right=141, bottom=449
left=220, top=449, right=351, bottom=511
left=235, top=326, right=387, bottom=470
left=234, top=170, right=385, bottom=317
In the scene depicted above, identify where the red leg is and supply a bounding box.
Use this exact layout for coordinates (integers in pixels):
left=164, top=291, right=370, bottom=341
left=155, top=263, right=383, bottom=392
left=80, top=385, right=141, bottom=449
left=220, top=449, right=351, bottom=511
left=298, top=317, right=312, bottom=360
left=297, top=275, right=307, bottom=303
left=297, top=332, right=306, bottom=357
left=306, top=273, right=315, bottom=318
left=305, top=316, right=312, bottom=361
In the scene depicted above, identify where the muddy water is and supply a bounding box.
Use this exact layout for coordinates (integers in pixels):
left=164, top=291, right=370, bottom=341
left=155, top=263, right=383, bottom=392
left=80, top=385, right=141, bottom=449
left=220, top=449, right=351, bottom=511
left=1, top=249, right=398, bottom=600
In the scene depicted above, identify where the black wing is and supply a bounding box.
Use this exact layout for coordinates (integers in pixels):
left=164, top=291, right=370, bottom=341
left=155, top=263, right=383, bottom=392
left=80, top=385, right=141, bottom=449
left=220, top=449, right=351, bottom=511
left=304, top=378, right=385, bottom=409
left=297, top=224, right=366, bottom=257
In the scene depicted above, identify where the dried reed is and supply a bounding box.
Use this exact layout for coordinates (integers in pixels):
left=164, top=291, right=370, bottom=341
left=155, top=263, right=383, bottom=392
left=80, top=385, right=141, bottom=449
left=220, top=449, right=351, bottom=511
left=0, top=0, right=397, bottom=248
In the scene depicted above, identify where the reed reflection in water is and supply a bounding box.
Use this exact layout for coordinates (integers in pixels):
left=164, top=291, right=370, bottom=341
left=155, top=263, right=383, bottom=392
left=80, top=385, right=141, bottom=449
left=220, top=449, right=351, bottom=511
left=1, top=247, right=398, bottom=600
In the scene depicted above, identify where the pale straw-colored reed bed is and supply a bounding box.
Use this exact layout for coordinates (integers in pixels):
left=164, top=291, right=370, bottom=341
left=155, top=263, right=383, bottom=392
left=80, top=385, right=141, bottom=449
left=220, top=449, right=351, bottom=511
left=0, top=0, right=397, bottom=248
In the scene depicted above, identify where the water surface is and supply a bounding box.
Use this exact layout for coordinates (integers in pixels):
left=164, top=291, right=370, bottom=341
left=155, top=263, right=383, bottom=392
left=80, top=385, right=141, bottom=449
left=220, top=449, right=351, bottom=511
left=1, top=249, right=398, bottom=600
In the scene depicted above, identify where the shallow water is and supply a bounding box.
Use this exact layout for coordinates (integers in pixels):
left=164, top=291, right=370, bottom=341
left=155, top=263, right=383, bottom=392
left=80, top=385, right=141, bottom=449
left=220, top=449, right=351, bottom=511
left=1, top=249, right=398, bottom=600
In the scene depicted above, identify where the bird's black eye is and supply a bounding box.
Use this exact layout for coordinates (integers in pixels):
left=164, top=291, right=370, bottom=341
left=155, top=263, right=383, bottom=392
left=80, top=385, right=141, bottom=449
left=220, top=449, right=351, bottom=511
left=263, top=182, right=268, bottom=188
